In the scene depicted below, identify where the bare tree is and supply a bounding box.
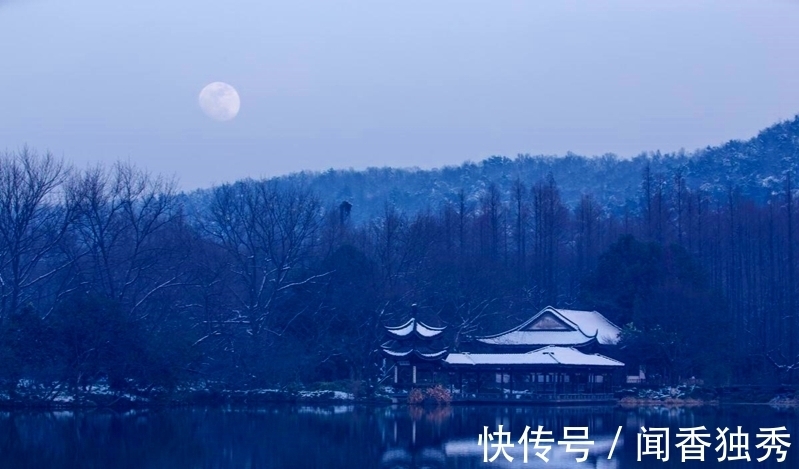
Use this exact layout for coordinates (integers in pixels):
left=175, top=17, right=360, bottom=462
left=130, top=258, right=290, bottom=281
left=206, top=179, right=326, bottom=342
left=67, top=161, right=184, bottom=316
left=371, top=203, right=407, bottom=288
left=0, top=148, right=73, bottom=319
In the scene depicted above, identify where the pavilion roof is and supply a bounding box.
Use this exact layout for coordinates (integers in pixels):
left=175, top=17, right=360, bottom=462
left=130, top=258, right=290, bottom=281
left=380, top=342, right=448, bottom=361
left=444, top=346, right=623, bottom=368
left=385, top=317, right=446, bottom=339
left=475, top=306, right=621, bottom=347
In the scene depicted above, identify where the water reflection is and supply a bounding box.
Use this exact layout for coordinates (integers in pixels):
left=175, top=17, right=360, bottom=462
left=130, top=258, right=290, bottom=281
left=0, top=405, right=796, bottom=468
left=386, top=406, right=623, bottom=469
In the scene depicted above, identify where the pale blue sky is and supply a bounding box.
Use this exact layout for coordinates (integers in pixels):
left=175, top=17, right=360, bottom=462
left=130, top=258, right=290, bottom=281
left=2, top=0, right=798, bottom=189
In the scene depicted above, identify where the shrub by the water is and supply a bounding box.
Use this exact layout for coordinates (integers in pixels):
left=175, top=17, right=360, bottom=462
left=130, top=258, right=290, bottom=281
left=408, top=388, right=425, bottom=405
left=425, top=385, right=452, bottom=405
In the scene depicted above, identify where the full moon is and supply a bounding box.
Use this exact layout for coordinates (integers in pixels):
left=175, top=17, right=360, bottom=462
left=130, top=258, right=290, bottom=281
left=199, top=82, right=240, bottom=121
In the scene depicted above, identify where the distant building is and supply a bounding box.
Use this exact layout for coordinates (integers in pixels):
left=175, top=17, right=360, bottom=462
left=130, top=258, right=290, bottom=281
left=381, top=306, right=625, bottom=402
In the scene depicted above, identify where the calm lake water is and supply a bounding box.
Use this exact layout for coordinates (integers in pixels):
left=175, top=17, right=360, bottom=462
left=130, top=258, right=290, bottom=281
left=0, top=404, right=796, bottom=468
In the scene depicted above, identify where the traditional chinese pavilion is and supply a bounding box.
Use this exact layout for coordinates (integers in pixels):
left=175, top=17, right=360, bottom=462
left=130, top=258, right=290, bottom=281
left=445, top=307, right=624, bottom=400
left=381, top=305, right=448, bottom=387
left=381, top=306, right=625, bottom=402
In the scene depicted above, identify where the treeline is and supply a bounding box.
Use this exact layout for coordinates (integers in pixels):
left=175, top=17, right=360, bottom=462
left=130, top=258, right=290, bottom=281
left=239, top=115, right=799, bottom=224
left=0, top=147, right=797, bottom=396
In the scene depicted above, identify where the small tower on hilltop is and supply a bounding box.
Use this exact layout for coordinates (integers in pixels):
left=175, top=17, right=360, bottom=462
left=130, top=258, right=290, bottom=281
left=339, top=200, right=352, bottom=224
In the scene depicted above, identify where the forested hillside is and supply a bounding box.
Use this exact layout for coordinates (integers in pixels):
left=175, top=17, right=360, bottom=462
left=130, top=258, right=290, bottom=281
left=2, top=115, right=799, bottom=398
left=186, top=115, right=799, bottom=224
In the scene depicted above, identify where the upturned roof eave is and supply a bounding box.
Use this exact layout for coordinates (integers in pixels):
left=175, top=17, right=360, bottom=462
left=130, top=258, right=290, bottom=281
left=475, top=306, right=583, bottom=340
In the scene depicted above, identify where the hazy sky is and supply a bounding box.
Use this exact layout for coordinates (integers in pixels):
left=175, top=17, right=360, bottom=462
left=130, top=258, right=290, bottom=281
left=2, top=0, right=798, bottom=190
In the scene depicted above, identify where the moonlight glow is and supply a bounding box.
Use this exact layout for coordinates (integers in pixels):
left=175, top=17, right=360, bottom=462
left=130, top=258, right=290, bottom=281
left=199, top=82, right=240, bottom=121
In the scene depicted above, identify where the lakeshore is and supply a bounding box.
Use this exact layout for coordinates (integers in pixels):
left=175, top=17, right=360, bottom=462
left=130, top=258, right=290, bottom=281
left=0, top=383, right=796, bottom=410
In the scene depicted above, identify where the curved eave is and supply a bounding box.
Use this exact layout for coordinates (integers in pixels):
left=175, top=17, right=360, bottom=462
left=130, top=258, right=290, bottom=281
left=414, top=323, right=445, bottom=339
left=385, top=318, right=415, bottom=338
left=553, top=309, right=623, bottom=345
left=385, top=318, right=446, bottom=337
left=381, top=346, right=448, bottom=361
left=382, top=348, right=413, bottom=358
left=475, top=335, right=596, bottom=348
left=416, top=349, right=448, bottom=360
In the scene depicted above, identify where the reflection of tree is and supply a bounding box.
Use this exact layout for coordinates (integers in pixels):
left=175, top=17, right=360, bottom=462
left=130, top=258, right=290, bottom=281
left=408, top=404, right=425, bottom=421
left=407, top=404, right=453, bottom=425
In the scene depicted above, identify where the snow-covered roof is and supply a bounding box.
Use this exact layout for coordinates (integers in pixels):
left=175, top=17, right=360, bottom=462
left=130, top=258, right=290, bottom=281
left=385, top=318, right=446, bottom=339
left=555, top=309, right=621, bottom=345
left=444, top=346, right=624, bottom=368
left=385, top=318, right=415, bottom=337
left=380, top=343, right=448, bottom=361
left=416, top=321, right=446, bottom=338
left=476, top=306, right=620, bottom=348
left=478, top=330, right=596, bottom=347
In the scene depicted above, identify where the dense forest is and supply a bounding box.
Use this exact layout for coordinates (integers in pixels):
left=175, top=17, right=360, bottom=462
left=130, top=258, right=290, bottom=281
left=2, top=115, right=799, bottom=397
left=182, top=114, right=799, bottom=224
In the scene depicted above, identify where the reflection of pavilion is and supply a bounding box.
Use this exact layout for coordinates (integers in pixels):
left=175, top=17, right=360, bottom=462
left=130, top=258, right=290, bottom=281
left=377, top=405, right=624, bottom=469
left=379, top=447, right=446, bottom=469
left=382, top=306, right=624, bottom=402
left=378, top=406, right=449, bottom=469
left=444, top=435, right=622, bottom=469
